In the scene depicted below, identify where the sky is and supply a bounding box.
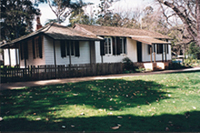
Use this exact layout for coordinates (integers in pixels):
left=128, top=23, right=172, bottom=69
left=33, top=0, right=154, bottom=30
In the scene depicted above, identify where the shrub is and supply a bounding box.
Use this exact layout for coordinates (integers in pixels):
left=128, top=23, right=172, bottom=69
left=122, top=57, right=137, bottom=71
left=169, top=62, right=186, bottom=70
left=183, top=59, right=200, bottom=67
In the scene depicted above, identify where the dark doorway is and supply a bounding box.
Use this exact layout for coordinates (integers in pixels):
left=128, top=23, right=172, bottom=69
left=137, top=41, right=142, bottom=62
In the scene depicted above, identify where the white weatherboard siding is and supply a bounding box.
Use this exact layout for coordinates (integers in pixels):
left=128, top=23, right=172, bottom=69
left=142, top=43, right=151, bottom=62
left=4, top=49, right=19, bottom=66
left=71, top=41, right=90, bottom=65
left=141, top=43, right=172, bottom=62
left=54, top=40, right=69, bottom=65
left=20, top=38, right=46, bottom=67
left=95, top=38, right=171, bottom=64
left=44, top=36, right=55, bottom=65
left=127, top=38, right=137, bottom=62
left=95, top=41, right=102, bottom=63
left=168, top=45, right=172, bottom=60
left=44, top=36, right=91, bottom=65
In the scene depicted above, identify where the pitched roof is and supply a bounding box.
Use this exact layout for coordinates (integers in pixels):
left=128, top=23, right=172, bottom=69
left=44, top=23, right=102, bottom=41
left=0, top=23, right=102, bottom=48
left=131, top=36, right=170, bottom=45
left=75, top=24, right=170, bottom=39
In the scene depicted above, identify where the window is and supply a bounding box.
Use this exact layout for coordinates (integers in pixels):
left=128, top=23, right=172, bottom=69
left=66, top=41, right=70, bottom=56
left=32, top=39, right=35, bottom=59
left=74, top=41, right=80, bottom=57
left=62, top=40, right=80, bottom=57
left=157, top=44, right=163, bottom=54
left=104, top=37, right=112, bottom=55
left=20, top=42, right=28, bottom=60
left=60, top=40, right=66, bottom=58
left=71, top=41, right=74, bottom=55
left=20, top=43, right=24, bottom=60
left=34, top=36, right=43, bottom=58
left=148, top=45, right=152, bottom=54
left=24, top=42, right=28, bottom=59
left=166, top=44, right=169, bottom=54
left=120, top=37, right=127, bottom=54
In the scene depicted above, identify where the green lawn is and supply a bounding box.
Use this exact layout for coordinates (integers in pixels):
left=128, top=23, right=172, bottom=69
left=1, top=71, right=200, bottom=132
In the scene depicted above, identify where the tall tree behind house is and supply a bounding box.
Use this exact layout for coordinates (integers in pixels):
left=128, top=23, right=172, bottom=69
left=156, top=0, right=200, bottom=47
left=36, top=0, right=86, bottom=24
left=0, top=0, right=40, bottom=41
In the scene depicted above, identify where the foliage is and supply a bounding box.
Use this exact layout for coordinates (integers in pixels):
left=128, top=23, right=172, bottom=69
left=96, top=0, right=115, bottom=26
left=122, top=57, right=137, bottom=71
left=186, top=42, right=200, bottom=59
left=169, top=62, right=187, bottom=70
left=36, top=0, right=86, bottom=24
left=184, top=59, right=200, bottom=67
left=0, top=0, right=40, bottom=41
left=1, top=71, right=200, bottom=131
left=69, top=8, right=92, bottom=27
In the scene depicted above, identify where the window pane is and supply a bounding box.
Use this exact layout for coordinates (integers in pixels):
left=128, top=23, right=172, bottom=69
left=108, top=38, right=111, bottom=54
left=119, top=38, right=123, bottom=54
left=104, top=38, right=107, bottom=54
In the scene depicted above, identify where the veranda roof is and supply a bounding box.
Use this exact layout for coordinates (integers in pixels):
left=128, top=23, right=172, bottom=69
left=131, top=36, right=170, bottom=45
left=0, top=23, right=102, bottom=48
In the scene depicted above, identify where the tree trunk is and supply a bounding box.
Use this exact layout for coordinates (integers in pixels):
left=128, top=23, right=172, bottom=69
left=197, top=0, right=200, bottom=47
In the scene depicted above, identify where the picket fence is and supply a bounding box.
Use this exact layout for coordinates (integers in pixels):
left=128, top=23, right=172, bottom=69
left=1, top=63, right=123, bottom=83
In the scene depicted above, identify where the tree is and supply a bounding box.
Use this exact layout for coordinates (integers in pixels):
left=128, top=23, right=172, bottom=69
left=39, top=0, right=86, bottom=24
left=156, top=0, right=200, bottom=47
left=96, top=0, right=116, bottom=26
left=186, top=42, right=200, bottom=58
left=141, top=6, right=169, bottom=34
left=69, top=8, right=91, bottom=26
left=0, top=0, right=40, bottom=41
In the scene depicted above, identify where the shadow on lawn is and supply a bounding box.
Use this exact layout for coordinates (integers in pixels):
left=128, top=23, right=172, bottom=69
left=1, top=111, right=200, bottom=132
left=1, top=79, right=174, bottom=131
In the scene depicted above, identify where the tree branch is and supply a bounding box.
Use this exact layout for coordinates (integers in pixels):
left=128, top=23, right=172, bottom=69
left=163, top=1, right=196, bottom=40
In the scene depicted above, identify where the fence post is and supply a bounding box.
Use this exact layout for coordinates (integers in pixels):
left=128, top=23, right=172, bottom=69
left=5, top=67, right=7, bottom=83
left=27, top=65, right=30, bottom=80
left=55, top=65, right=57, bottom=79
left=23, top=69, right=25, bottom=81
left=37, top=66, right=40, bottom=80
left=30, top=65, right=32, bottom=79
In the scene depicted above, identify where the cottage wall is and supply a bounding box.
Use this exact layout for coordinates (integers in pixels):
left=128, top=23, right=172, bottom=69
left=20, top=39, right=45, bottom=68
left=95, top=45, right=127, bottom=63
left=44, top=36, right=91, bottom=65
left=4, top=49, right=19, bottom=66
left=141, top=43, right=171, bottom=62
left=95, top=41, right=102, bottom=63
left=44, top=36, right=55, bottom=65
left=127, top=38, right=137, bottom=62
left=94, top=37, right=171, bottom=64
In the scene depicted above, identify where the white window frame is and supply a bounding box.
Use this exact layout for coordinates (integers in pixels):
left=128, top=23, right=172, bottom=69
left=104, top=37, right=112, bottom=55
left=120, top=37, right=126, bottom=55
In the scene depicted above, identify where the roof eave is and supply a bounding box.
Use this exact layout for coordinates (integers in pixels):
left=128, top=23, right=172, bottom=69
left=0, top=32, right=44, bottom=49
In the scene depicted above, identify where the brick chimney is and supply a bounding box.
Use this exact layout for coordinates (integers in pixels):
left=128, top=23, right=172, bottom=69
left=36, top=16, right=42, bottom=30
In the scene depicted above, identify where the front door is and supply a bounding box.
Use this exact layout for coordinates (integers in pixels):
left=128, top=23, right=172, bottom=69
left=137, top=41, right=142, bottom=62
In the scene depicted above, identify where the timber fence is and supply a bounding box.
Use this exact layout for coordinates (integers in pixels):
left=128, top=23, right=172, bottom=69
left=0, top=63, right=123, bottom=83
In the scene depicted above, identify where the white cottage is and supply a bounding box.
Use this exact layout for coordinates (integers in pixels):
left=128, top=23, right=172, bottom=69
left=74, top=24, right=171, bottom=69
left=0, top=23, right=171, bottom=70
left=0, top=23, right=102, bottom=68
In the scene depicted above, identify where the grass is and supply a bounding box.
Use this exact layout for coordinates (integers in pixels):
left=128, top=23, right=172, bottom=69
left=1, top=71, right=200, bottom=132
